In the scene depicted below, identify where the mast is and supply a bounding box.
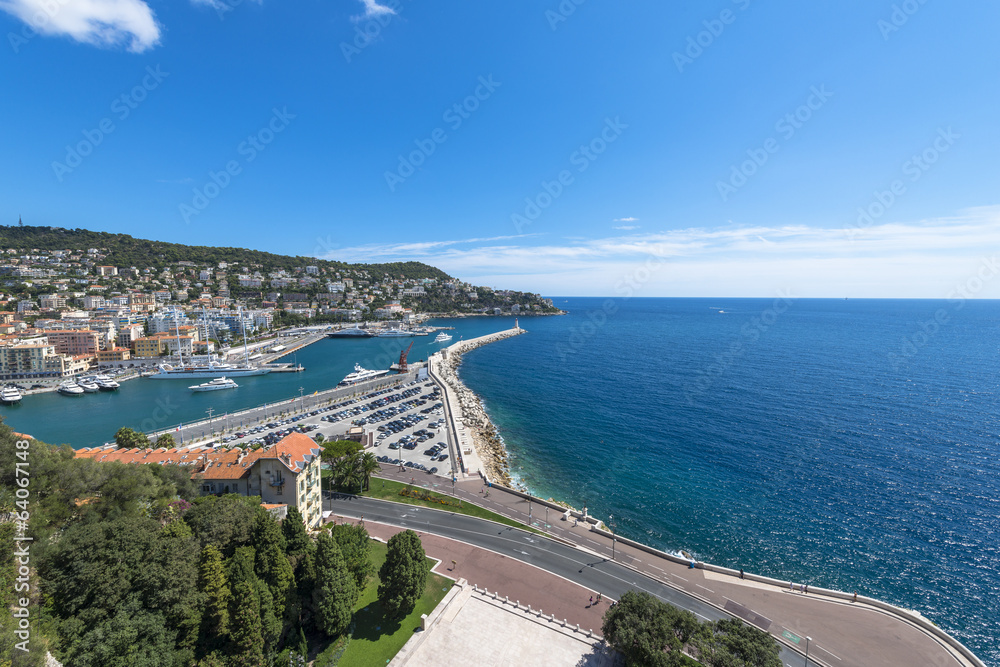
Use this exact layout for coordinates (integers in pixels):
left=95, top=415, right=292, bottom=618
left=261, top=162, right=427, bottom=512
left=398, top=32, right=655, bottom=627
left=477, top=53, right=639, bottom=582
left=173, top=309, right=184, bottom=366
left=202, top=305, right=213, bottom=368
left=240, top=305, right=251, bottom=368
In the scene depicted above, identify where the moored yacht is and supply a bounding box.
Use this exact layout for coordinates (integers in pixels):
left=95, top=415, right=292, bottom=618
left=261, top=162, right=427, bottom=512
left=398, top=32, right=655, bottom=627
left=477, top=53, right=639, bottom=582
left=0, top=385, right=23, bottom=404
left=434, top=332, right=452, bottom=343
left=337, top=364, right=391, bottom=387
left=57, top=382, right=85, bottom=396
left=77, top=378, right=100, bottom=393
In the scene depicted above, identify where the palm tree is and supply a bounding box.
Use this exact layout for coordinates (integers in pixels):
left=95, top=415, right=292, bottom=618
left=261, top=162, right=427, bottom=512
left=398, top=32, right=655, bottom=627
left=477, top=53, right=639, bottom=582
left=334, top=453, right=363, bottom=493
left=360, top=451, right=381, bottom=491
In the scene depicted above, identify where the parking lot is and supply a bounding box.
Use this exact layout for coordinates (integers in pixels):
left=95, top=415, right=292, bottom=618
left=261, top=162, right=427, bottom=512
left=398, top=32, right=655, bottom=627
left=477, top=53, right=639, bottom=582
left=219, top=379, right=453, bottom=478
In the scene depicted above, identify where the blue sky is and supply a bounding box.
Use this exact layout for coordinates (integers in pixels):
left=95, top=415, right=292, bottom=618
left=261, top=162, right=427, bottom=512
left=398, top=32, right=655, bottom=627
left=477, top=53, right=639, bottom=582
left=2, top=0, right=1000, bottom=297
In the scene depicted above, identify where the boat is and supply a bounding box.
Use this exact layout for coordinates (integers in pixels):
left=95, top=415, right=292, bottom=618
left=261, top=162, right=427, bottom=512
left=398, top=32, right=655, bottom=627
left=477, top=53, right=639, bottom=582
left=434, top=332, right=452, bottom=343
left=190, top=377, right=238, bottom=392
left=327, top=326, right=373, bottom=338
left=77, top=379, right=100, bottom=393
left=377, top=328, right=415, bottom=338
left=148, top=307, right=270, bottom=379
left=337, top=364, right=391, bottom=387
left=97, top=378, right=120, bottom=391
left=57, top=382, right=85, bottom=396
left=0, top=386, right=23, bottom=404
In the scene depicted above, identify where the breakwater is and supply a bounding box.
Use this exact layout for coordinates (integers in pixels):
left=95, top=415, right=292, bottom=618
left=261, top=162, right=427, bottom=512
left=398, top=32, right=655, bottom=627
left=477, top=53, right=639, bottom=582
left=432, top=326, right=525, bottom=485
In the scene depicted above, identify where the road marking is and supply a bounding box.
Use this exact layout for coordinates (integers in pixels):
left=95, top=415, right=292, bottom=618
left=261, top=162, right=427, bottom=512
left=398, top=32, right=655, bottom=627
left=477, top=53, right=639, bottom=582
left=696, top=584, right=714, bottom=593
left=648, top=564, right=664, bottom=572
left=816, top=645, right=842, bottom=661
left=585, top=538, right=599, bottom=545
left=669, top=573, right=688, bottom=582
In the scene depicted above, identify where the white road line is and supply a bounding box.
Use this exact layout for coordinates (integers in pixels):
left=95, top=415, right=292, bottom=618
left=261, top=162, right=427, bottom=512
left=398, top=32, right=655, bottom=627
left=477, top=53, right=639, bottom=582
left=648, top=564, right=664, bottom=572
left=669, top=573, right=688, bottom=582
left=696, top=584, right=714, bottom=593
left=585, top=538, right=599, bottom=545
left=816, top=645, right=842, bottom=661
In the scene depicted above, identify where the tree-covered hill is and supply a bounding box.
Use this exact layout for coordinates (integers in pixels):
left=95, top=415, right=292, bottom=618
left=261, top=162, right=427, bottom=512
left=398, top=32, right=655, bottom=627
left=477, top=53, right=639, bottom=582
left=0, top=225, right=451, bottom=281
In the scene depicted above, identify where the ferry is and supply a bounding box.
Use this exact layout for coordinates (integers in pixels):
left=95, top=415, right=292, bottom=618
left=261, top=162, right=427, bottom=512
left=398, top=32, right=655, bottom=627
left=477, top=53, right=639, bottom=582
left=434, top=332, right=453, bottom=343
left=0, top=386, right=23, bottom=404
left=327, top=326, right=373, bottom=338
left=337, top=364, right=391, bottom=387
left=190, top=377, right=239, bottom=392
left=57, top=382, right=85, bottom=396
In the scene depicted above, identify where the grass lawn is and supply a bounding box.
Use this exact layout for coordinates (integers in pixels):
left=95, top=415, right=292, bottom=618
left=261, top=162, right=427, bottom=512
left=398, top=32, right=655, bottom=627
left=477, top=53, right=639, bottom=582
left=330, top=476, right=544, bottom=536
left=328, top=539, right=451, bottom=667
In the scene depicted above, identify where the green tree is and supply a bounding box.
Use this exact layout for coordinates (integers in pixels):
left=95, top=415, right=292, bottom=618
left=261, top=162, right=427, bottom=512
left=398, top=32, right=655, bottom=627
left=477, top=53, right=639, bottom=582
left=114, top=426, right=150, bottom=448
left=601, top=590, right=679, bottom=667
left=329, top=523, right=374, bottom=592
left=155, top=433, right=176, bottom=448
left=333, top=453, right=363, bottom=493
left=228, top=579, right=264, bottom=667
left=377, top=530, right=427, bottom=619
left=198, top=545, right=230, bottom=644
left=282, top=506, right=311, bottom=560
left=312, top=533, right=357, bottom=637
left=251, top=511, right=294, bottom=622
left=700, top=618, right=782, bottom=667
left=360, top=451, right=380, bottom=491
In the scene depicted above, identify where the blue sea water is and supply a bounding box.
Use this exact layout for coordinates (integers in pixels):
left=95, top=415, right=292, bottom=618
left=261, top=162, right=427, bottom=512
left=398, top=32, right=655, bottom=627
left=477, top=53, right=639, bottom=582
left=457, top=298, right=1000, bottom=665
left=2, top=298, right=997, bottom=662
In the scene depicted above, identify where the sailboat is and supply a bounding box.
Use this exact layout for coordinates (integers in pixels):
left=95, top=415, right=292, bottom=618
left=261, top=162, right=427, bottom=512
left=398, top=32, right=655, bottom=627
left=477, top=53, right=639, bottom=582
left=148, top=308, right=271, bottom=379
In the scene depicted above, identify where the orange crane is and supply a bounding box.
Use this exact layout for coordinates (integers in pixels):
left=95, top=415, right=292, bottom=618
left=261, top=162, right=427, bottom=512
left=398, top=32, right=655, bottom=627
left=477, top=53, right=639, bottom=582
left=397, top=341, right=414, bottom=373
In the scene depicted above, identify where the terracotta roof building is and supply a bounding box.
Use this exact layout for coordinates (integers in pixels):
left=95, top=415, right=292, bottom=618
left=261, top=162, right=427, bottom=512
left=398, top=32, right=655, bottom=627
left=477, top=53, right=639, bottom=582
left=75, top=432, right=324, bottom=528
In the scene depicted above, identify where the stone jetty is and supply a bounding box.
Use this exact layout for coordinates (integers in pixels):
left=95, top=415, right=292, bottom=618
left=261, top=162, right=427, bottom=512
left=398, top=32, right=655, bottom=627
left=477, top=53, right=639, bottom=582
left=432, top=326, right=525, bottom=485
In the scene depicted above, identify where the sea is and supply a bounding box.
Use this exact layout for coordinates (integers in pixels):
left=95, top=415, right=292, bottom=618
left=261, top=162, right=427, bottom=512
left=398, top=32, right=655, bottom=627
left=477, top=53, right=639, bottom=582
left=2, top=297, right=997, bottom=663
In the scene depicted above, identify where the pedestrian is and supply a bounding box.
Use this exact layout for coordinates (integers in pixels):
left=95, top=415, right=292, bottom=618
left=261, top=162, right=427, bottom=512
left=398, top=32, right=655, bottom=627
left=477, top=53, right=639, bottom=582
left=589, top=595, right=593, bottom=606
left=597, top=592, right=602, bottom=602
left=360, top=515, right=364, bottom=524
left=804, top=584, right=808, bottom=594
left=853, top=592, right=858, bottom=603
left=739, top=568, right=744, bottom=579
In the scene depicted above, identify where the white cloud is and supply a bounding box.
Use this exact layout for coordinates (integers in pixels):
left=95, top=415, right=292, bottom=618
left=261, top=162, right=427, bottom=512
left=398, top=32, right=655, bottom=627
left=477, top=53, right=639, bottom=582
left=354, top=0, right=394, bottom=19
left=613, top=225, right=640, bottom=230
left=0, top=0, right=161, bottom=51
left=614, top=216, right=638, bottom=222
left=326, top=206, right=1000, bottom=298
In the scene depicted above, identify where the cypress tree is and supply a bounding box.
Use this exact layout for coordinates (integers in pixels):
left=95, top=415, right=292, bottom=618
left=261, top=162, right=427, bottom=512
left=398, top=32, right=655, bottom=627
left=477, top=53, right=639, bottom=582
left=282, top=506, right=311, bottom=559
left=377, top=530, right=427, bottom=619
left=313, top=533, right=357, bottom=637
left=228, top=579, right=264, bottom=667
left=252, top=512, right=295, bottom=622
left=256, top=579, right=281, bottom=658
left=198, top=545, right=231, bottom=644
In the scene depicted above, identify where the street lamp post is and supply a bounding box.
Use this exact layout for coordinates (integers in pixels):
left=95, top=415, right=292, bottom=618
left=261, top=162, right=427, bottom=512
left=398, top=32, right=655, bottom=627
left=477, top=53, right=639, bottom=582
left=299, top=386, right=304, bottom=413
left=805, top=636, right=811, bottom=666
left=610, top=514, right=616, bottom=560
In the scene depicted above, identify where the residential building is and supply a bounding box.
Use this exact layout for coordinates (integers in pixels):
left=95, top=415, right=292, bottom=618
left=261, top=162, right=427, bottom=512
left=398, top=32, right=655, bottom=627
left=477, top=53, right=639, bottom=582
left=74, top=432, right=324, bottom=528
left=45, top=329, right=100, bottom=356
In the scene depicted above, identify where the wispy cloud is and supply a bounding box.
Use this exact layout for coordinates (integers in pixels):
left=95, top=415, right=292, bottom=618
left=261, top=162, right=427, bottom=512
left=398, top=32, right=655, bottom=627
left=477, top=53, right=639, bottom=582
left=0, top=0, right=160, bottom=51
left=354, top=0, right=395, bottom=20
left=325, top=207, right=1000, bottom=297
left=613, top=225, right=640, bottom=230
left=614, top=216, right=638, bottom=222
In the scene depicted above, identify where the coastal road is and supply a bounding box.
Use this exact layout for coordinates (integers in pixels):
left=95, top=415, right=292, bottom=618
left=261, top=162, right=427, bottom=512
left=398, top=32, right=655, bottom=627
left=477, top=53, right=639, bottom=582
left=326, top=493, right=802, bottom=667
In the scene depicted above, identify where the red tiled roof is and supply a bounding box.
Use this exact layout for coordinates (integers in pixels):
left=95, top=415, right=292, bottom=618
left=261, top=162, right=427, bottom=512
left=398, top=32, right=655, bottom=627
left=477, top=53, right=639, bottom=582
left=74, top=432, right=321, bottom=480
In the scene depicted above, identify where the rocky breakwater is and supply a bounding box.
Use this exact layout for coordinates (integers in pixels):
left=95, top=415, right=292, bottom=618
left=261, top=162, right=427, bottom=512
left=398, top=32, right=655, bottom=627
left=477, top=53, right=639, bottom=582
left=437, top=328, right=525, bottom=486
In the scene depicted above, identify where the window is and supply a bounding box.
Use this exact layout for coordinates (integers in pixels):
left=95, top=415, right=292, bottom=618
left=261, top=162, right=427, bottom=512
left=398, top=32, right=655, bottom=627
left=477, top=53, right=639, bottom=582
left=276, top=484, right=282, bottom=496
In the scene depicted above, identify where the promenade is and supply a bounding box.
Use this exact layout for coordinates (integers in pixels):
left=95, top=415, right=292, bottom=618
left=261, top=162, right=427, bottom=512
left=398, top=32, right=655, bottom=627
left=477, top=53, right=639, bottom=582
left=367, top=465, right=981, bottom=667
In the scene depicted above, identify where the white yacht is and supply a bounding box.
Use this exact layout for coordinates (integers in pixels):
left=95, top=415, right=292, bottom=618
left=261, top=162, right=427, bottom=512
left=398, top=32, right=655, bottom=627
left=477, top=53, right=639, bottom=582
left=57, top=382, right=85, bottom=396
left=0, top=386, right=23, bottom=404
left=337, top=364, right=391, bottom=387
left=148, top=308, right=270, bottom=379
left=434, top=332, right=453, bottom=343
left=190, top=377, right=239, bottom=392
left=377, top=325, right=415, bottom=337
left=95, top=376, right=120, bottom=391
left=77, top=379, right=100, bottom=393
left=327, top=326, right=373, bottom=338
